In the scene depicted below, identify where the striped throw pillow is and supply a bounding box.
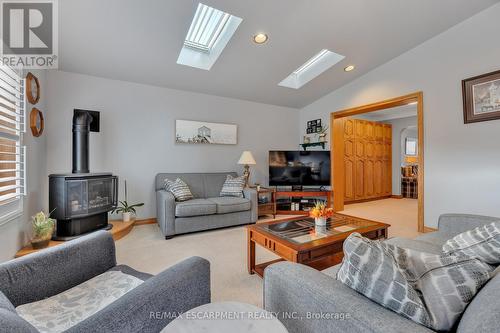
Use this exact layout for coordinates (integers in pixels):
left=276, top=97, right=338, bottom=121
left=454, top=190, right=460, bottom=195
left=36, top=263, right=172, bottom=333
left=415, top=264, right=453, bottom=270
left=337, top=233, right=493, bottom=331
left=442, top=222, right=500, bottom=265
left=164, top=178, right=193, bottom=202
left=220, top=175, right=245, bottom=197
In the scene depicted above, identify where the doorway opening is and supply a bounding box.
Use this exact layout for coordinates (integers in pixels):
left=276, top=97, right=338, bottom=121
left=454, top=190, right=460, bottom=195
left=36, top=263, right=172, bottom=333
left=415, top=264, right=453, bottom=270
left=330, top=92, right=425, bottom=234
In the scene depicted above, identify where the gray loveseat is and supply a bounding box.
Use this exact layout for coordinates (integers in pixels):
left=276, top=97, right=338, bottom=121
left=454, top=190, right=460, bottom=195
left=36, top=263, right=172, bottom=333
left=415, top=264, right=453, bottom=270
left=264, top=214, right=500, bottom=333
left=156, top=172, right=258, bottom=239
left=0, top=231, right=210, bottom=332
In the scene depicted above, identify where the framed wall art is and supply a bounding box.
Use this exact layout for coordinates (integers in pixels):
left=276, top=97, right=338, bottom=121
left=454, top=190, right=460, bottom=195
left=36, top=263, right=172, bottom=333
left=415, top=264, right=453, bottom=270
left=175, top=120, right=237, bottom=145
left=306, top=119, right=322, bottom=134
left=462, top=69, right=500, bottom=124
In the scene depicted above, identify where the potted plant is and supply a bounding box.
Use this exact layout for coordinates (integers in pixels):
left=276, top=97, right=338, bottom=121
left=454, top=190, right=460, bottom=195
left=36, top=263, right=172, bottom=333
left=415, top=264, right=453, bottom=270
left=31, top=211, right=55, bottom=249
left=111, top=180, right=144, bottom=222
left=309, top=202, right=334, bottom=226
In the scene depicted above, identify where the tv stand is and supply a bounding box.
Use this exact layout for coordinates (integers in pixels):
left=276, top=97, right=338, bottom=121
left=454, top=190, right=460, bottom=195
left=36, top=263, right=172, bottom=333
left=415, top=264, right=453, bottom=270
left=275, top=190, right=332, bottom=215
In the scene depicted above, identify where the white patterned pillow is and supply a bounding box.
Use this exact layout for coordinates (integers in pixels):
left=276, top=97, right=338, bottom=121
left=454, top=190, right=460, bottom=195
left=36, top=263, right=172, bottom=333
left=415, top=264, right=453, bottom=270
left=164, top=178, right=193, bottom=202
left=337, top=233, right=493, bottom=331
left=220, top=175, right=245, bottom=197
left=17, top=271, right=143, bottom=333
left=442, top=222, right=500, bottom=265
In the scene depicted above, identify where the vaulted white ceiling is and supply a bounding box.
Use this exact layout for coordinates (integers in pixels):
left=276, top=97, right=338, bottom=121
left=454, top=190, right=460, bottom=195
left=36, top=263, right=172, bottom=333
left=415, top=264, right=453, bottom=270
left=58, top=0, right=499, bottom=108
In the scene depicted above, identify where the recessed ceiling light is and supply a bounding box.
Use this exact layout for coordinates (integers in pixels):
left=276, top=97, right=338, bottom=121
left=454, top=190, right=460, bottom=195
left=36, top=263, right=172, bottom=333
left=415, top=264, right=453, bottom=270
left=344, top=65, right=355, bottom=72
left=253, top=33, right=268, bottom=44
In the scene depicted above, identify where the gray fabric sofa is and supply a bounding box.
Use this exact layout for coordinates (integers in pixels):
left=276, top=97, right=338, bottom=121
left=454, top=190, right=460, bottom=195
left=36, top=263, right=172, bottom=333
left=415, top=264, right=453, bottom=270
left=0, top=231, right=211, bottom=332
left=264, top=214, right=500, bottom=333
left=156, top=172, right=258, bottom=239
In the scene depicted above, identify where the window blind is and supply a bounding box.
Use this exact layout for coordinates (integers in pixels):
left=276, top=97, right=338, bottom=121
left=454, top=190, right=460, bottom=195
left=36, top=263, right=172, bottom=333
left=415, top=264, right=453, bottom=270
left=0, top=65, right=26, bottom=211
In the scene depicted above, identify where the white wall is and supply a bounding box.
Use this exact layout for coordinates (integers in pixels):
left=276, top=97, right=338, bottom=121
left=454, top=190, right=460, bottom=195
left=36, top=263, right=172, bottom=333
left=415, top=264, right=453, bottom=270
left=300, top=3, right=500, bottom=227
left=45, top=71, right=298, bottom=218
left=0, top=70, right=48, bottom=262
left=384, top=116, right=417, bottom=195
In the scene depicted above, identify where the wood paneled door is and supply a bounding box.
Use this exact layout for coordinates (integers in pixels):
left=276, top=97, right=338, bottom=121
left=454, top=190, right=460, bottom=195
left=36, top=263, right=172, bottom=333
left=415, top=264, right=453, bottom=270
left=343, top=119, right=392, bottom=203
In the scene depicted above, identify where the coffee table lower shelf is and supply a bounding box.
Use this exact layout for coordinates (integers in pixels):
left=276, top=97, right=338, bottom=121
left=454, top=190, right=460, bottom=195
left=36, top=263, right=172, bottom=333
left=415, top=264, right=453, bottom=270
left=251, top=253, right=344, bottom=278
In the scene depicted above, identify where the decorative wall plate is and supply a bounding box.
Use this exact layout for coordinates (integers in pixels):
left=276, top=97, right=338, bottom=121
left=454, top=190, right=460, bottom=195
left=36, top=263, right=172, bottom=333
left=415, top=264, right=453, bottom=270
left=30, top=108, right=44, bottom=137
left=26, top=72, right=40, bottom=104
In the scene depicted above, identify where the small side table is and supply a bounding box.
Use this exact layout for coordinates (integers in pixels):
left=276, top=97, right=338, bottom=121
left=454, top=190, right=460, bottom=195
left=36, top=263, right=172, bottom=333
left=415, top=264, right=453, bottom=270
left=161, top=302, right=288, bottom=333
left=256, top=187, right=276, bottom=218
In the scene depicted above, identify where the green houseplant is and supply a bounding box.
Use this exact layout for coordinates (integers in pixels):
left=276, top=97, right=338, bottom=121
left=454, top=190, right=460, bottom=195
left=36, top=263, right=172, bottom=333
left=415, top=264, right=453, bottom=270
left=31, top=211, right=55, bottom=249
left=111, top=180, right=144, bottom=222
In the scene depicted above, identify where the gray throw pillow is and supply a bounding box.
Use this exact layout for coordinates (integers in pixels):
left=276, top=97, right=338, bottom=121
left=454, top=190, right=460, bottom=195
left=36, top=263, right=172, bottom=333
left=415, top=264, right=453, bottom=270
left=220, top=175, right=245, bottom=197
left=337, top=233, right=493, bottom=331
left=442, top=222, right=500, bottom=265
left=164, top=178, right=193, bottom=202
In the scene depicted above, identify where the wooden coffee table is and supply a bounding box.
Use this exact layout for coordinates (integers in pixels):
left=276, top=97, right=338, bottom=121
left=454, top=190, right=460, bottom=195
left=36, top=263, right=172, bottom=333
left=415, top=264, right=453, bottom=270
left=246, top=213, right=389, bottom=277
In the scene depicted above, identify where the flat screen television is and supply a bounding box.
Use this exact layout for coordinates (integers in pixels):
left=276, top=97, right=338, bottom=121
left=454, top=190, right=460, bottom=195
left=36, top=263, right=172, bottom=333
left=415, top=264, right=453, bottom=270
left=269, top=151, right=331, bottom=186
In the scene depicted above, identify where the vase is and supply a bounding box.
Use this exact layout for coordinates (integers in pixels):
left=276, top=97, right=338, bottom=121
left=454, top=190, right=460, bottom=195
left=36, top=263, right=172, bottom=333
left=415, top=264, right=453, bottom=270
left=31, top=238, right=50, bottom=249
left=315, top=217, right=327, bottom=226
left=123, top=212, right=131, bottom=222
left=31, top=227, right=54, bottom=249
left=315, top=225, right=327, bottom=235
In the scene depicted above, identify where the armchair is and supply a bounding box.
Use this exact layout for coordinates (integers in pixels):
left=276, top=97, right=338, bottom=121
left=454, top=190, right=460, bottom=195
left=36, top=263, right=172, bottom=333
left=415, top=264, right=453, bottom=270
left=0, top=231, right=210, bottom=332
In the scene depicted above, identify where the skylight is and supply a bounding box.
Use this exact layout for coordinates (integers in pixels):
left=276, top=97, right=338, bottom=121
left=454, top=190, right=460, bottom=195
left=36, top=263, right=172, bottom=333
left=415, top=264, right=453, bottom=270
left=177, top=3, right=242, bottom=70
left=279, top=49, right=345, bottom=89
left=184, top=4, right=230, bottom=53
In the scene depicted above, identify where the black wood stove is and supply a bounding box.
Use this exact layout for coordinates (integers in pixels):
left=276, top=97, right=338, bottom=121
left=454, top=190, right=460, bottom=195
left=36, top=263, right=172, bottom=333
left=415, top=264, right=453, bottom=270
left=49, top=110, right=118, bottom=240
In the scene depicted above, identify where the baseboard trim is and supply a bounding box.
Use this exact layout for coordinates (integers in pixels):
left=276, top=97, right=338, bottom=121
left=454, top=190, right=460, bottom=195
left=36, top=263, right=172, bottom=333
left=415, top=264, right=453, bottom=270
left=135, top=218, right=157, bottom=226
left=345, top=196, right=392, bottom=204
left=423, top=226, right=438, bottom=233
left=391, top=195, right=403, bottom=199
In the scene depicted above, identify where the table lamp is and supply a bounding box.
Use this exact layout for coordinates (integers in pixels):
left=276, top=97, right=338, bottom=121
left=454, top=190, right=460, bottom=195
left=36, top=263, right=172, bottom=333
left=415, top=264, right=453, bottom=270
left=238, top=151, right=256, bottom=187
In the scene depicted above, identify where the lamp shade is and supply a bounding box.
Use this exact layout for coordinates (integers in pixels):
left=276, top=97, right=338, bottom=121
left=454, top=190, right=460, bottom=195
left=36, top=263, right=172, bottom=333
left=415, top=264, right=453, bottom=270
left=238, top=151, right=256, bottom=165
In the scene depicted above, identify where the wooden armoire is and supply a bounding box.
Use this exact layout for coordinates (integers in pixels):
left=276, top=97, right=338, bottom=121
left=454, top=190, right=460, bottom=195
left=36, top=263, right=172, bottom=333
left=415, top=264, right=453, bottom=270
left=343, top=118, right=392, bottom=203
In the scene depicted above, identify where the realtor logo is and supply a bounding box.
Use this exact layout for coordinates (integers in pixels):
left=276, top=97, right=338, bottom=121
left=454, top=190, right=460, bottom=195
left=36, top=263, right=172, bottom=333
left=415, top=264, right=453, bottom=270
left=0, top=0, right=58, bottom=68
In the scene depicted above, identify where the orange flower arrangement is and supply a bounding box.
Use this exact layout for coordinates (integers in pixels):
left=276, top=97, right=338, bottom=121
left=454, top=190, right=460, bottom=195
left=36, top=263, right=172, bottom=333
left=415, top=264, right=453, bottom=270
left=309, top=202, right=334, bottom=218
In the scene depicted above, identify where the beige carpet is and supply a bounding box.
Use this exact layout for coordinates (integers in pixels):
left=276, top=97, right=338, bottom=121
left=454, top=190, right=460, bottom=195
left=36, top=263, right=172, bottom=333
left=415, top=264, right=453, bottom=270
left=116, top=202, right=418, bottom=307
left=116, top=223, right=279, bottom=307
left=341, top=198, right=421, bottom=239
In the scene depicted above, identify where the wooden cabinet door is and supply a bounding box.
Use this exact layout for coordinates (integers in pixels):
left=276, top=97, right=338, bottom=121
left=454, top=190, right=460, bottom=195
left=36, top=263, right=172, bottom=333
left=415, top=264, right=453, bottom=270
left=355, top=120, right=365, bottom=138
left=364, top=124, right=375, bottom=199
left=374, top=160, right=383, bottom=196
left=382, top=160, right=390, bottom=195
left=354, top=138, right=365, bottom=200
left=344, top=158, right=355, bottom=201
left=384, top=124, right=392, bottom=143
left=344, top=138, right=355, bottom=202
left=365, top=159, right=375, bottom=198
left=344, top=119, right=354, bottom=138
left=375, top=123, right=384, bottom=142
left=383, top=124, right=392, bottom=196
left=383, top=143, right=391, bottom=195
left=355, top=159, right=365, bottom=199
left=343, top=119, right=392, bottom=202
